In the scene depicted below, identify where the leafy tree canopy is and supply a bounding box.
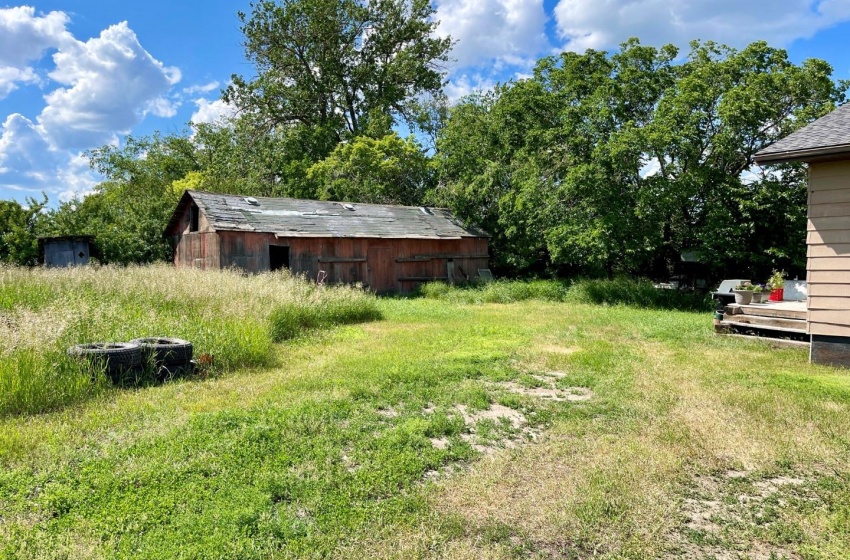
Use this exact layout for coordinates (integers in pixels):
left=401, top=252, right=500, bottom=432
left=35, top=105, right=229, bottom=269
left=308, top=131, right=433, bottom=206
left=435, top=39, right=847, bottom=279
left=225, top=0, right=452, bottom=139
left=44, top=134, right=198, bottom=264
left=0, top=196, right=46, bottom=266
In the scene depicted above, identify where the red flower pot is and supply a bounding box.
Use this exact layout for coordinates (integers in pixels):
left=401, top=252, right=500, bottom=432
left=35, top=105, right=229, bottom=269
left=768, top=288, right=784, bottom=302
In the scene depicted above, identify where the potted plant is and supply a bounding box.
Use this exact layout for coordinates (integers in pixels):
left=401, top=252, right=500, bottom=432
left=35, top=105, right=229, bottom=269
left=767, top=270, right=786, bottom=302
left=732, top=281, right=753, bottom=305
left=751, top=284, right=765, bottom=303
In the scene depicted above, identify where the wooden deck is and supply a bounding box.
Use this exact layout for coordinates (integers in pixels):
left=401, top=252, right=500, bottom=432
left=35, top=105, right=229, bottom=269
left=716, top=300, right=809, bottom=345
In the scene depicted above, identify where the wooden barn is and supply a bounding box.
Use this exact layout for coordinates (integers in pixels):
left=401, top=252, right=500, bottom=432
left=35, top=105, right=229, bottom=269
left=755, top=103, right=850, bottom=368
left=163, top=190, right=490, bottom=293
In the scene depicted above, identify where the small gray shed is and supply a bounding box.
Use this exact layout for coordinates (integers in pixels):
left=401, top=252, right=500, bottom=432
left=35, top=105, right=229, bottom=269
left=39, top=236, right=93, bottom=268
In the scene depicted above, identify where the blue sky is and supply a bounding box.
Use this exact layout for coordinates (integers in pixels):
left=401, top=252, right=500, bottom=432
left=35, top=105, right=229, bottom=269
left=2, top=0, right=850, bottom=204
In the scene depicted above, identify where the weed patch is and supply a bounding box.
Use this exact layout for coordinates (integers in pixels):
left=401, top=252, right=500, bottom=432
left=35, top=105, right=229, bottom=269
left=419, top=277, right=712, bottom=311
left=0, top=264, right=379, bottom=416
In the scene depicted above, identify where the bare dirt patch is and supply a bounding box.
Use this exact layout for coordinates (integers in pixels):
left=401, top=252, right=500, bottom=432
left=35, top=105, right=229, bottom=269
left=429, top=437, right=449, bottom=450
left=672, top=469, right=808, bottom=559
left=487, top=370, right=593, bottom=403
left=499, top=382, right=592, bottom=402
left=533, top=370, right=567, bottom=379
left=376, top=407, right=398, bottom=418
left=452, top=404, right=533, bottom=454
left=456, top=404, right=525, bottom=429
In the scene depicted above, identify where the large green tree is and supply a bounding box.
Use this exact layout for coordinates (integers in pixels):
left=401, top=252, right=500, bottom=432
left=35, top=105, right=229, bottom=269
left=0, top=196, right=47, bottom=266
left=644, top=41, right=841, bottom=279
left=435, top=39, right=846, bottom=279
left=45, top=134, right=198, bottom=264
left=190, top=118, right=332, bottom=199
left=225, top=0, right=452, bottom=139
left=308, top=132, right=433, bottom=205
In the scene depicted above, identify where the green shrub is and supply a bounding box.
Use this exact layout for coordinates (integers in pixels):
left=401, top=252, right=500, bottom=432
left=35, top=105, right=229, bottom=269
left=565, top=277, right=712, bottom=311
left=419, top=279, right=570, bottom=304
left=418, top=277, right=711, bottom=311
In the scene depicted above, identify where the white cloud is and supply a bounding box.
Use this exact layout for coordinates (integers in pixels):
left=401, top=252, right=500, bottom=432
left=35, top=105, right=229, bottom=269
left=0, top=11, right=181, bottom=201
left=443, top=74, right=497, bottom=102
left=0, top=6, right=72, bottom=99
left=38, top=21, right=181, bottom=150
left=554, top=0, right=850, bottom=52
left=434, top=0, right=551, bottom=105
left=190, top=97, right=236, bottom=125
left=183, top=81, right=220, bottom=95
left=435, top=0, right=550, bottom=70
left=0, top=113, right=98, bottom=199
left=0, top=66, right=39, bottom=98
left=639, top=156, right=661, bottom=178
left=145, top=97, right=180, bottom=118
left=57, top=154, right=98, bottom=202
left=0, top=6, right=72, bottom=67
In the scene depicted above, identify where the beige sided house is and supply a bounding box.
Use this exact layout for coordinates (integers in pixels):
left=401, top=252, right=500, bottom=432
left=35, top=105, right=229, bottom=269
left=755, top=103, right=850, bottom=368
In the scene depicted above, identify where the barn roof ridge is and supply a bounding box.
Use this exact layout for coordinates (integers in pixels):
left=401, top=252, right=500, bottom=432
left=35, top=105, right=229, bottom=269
left=164, top=190, right=489, bottom=239
left=185, top=189, right=455, bottom=213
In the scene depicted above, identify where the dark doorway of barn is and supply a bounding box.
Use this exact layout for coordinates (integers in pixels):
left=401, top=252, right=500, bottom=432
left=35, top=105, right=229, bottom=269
left=269, top=245, right=290, bottom=271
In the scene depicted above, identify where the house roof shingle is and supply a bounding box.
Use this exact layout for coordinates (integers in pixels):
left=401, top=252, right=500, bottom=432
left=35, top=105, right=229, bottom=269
left=165, top=190, right=488, bottom=239
left=755, top=103, right=850, bottom=164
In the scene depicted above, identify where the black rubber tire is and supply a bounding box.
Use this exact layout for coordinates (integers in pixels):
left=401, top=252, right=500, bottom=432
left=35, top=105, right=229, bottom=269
left=67, top=342, right=142, bottom=382
left=130, top=337, right=193, bottom=366
left=158, top=360, right=196, bottom=380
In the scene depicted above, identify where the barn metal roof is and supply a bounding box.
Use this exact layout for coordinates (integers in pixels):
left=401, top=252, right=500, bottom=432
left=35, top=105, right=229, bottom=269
left=755, top=103, right=850, bottom=164
left=166, top=190, right=489, bottom=239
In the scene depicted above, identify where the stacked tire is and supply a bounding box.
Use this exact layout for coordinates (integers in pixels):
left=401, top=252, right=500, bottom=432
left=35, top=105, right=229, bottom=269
left=67, top=337, right=194, bottom=385
left=130, top=337, right=194, bottom=380
left=67, top=342, right=142, bottom=385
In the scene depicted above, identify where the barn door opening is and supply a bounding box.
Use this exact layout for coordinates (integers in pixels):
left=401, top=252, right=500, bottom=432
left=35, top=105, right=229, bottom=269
left=269, top=245, right=290, bottom=271
left=367, top=246, right=395, bottom=293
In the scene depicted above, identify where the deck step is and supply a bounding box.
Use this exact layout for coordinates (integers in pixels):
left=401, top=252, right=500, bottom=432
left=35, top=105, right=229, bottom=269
left=722, top=313, right=807, bottom=332
left=720, top=318, right=807, bottom=335
left=723, top=333, right=810, bottom=349
left=725, top=303, right=806, bottom=320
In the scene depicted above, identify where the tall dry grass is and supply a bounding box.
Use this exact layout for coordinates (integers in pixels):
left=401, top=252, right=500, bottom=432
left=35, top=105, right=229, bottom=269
left=0, top=264, right=380, bottom=416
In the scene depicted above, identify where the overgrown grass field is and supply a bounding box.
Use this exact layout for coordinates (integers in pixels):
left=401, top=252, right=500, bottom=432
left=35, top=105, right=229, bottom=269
left=1, top=271, right=849, bottom=559
left=0, top=265, right=380, bottom=416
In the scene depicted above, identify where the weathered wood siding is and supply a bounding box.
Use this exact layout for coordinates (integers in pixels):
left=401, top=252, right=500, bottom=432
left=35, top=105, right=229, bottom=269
left=215, top=232, right=489, bottom=293
left=169, top=201, right=221, bottom=269
left=170, top=200, right=214, bottom=234
left=807, top=161, right=850, bottom=339
left=167, top=198, right=490, bottom=292
left=174, top=233, right=221, bottom=269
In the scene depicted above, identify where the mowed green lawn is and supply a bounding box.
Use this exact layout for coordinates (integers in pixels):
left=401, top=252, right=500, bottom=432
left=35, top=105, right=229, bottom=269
left=2, top=298, right=849, bottom=559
